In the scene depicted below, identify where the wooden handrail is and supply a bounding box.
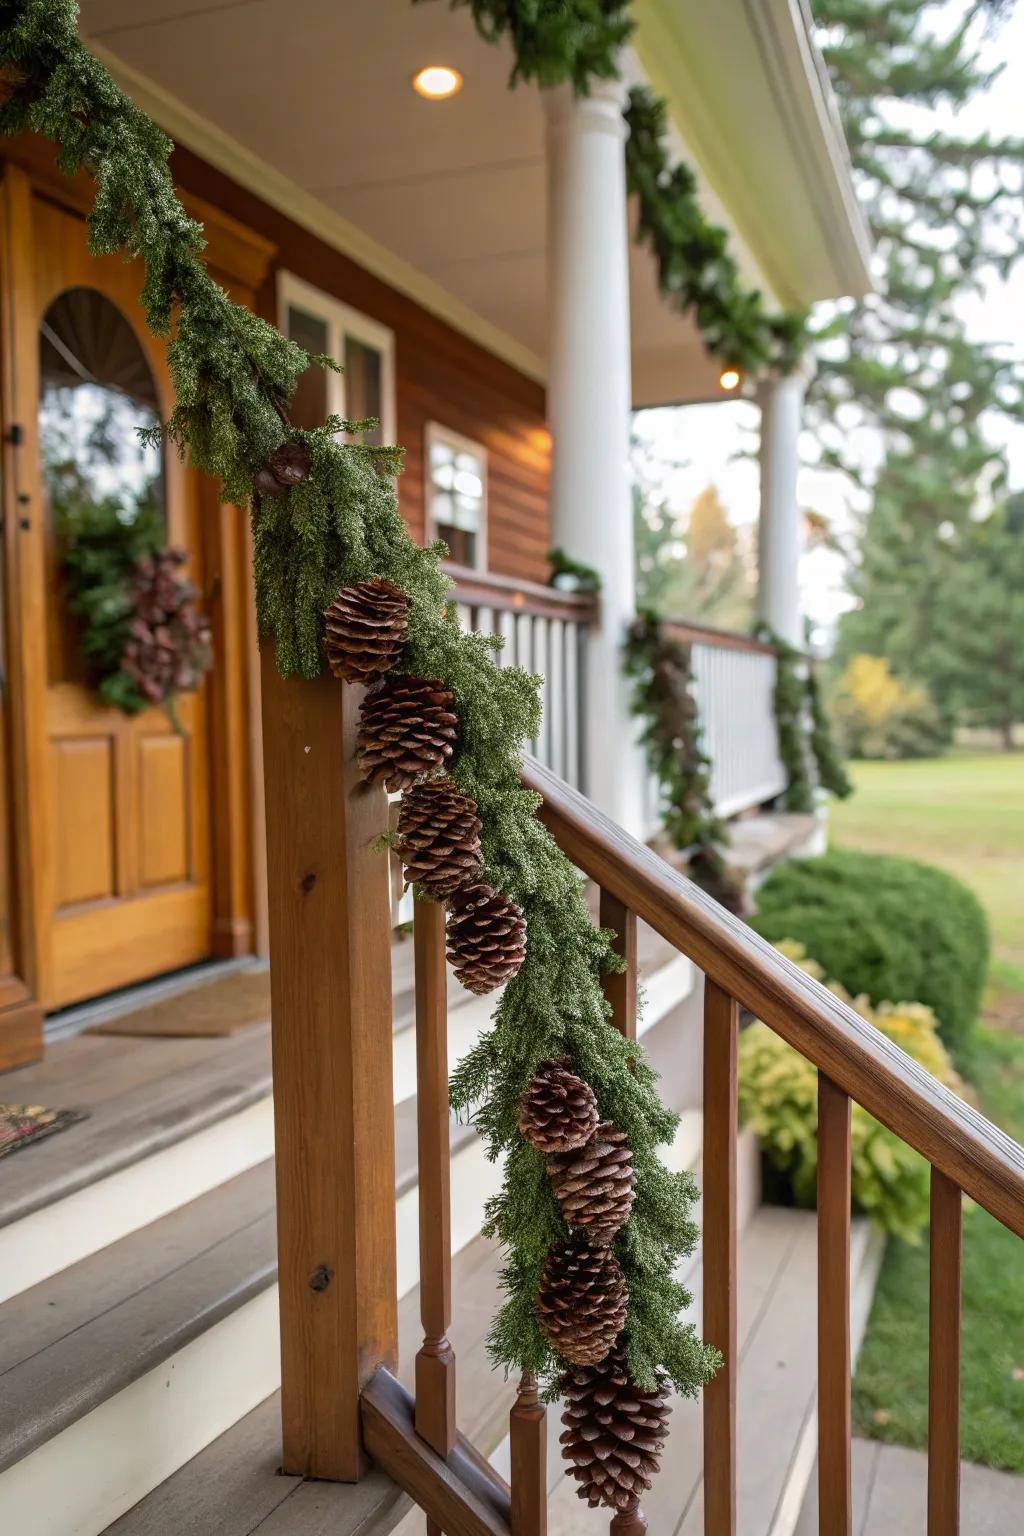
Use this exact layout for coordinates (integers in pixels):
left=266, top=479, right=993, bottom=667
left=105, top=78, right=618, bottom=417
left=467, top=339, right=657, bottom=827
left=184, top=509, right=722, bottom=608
left=445, top=562, right=599, bottom=625
left=522, top=756, right=1024, bottom=1240
left=661, top=617, right=780, bottom=657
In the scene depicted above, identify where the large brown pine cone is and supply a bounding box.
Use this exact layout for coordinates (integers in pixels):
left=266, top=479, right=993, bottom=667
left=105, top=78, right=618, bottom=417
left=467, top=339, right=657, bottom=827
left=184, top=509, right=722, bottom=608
left=324, top=579, right=410, bottom=684
left=446, top=882, right=526, bottom=994
left=518, top=1058, right=599, bottom=1155
left=535, top=1237, right=626, bottom=1367
left=560, top=1346, right=671, bottom=1511
left=396, top=779, right=483, bottom=897
left=253, top=440, right=311, bottom=499
left=356, top=674, right=458, bottom=792
left=547, top=1121, right=635, bottom=1246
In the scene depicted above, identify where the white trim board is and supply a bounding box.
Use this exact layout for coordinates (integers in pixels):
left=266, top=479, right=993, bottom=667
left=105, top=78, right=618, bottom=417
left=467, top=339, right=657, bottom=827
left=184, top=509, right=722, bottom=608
left=0, top=1097, right=275, bottom=1306
left=0, top=1287, right=281, bottom=1536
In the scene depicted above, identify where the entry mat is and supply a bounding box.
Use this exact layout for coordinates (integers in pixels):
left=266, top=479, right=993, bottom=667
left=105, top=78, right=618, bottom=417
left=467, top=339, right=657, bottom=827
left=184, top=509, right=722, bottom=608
left=0, top=1103, right=88, bottom=1159
left=89, top=965, right=271, bottom=1039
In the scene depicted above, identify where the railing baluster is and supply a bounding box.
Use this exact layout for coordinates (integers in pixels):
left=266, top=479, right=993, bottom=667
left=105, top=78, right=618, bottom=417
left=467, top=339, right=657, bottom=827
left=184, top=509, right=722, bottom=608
left=703, top=980, right=739, bottom=1536
left=817, top=1073, right=853, bottom=1535
left=414, top=898, right=456, bottom=1466
left=510, top=1371, right=547, bottom=1536
left=599, top=888, right=638, bottom=1042
left=928, top=1169, right=962, bottom=1536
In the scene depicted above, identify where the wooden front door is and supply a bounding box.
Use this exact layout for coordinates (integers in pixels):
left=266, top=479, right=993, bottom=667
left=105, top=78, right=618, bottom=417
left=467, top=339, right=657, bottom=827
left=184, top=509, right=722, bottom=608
left=6, top=182, right=212, bottom=1010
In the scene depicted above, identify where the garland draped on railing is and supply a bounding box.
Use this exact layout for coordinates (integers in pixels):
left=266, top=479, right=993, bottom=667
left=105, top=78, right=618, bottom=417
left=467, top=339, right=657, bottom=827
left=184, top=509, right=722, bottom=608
left=757, top=627, right=852, bottom=811
left=1, top=0, right=717, bottom=1511
left=442, top=0, right=806, bottom=375
left=623, top=612, right=744, bottom=913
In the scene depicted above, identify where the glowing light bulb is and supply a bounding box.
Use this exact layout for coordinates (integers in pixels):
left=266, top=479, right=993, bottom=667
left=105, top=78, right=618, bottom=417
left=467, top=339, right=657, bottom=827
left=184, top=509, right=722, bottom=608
left=413, top=66, right=463, bottom=100
left=719, top=368, right=741, bottom=392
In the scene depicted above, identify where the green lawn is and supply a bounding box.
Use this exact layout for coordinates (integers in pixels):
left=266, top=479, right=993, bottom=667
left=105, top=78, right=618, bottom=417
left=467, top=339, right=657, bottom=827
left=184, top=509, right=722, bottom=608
left=832, top=750, right=1024, bottom=1468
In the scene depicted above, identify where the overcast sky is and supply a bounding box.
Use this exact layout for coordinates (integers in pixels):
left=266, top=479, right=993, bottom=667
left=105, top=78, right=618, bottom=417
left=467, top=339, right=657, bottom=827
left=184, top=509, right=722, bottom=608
left=634, top=3, right=1024, bottom=640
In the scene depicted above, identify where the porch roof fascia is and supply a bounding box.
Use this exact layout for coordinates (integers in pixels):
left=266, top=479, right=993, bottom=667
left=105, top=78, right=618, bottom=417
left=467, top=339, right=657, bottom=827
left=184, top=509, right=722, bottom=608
left=91, top=43, right=549, bottom=387
left=631, top=0, right=874, bottom=310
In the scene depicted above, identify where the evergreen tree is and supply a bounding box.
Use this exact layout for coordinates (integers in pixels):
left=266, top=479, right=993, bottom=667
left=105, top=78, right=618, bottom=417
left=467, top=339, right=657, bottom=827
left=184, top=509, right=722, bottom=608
left=941, top=494, right=1024, bottom=746
left=809, top=0, right=1024, bottom=707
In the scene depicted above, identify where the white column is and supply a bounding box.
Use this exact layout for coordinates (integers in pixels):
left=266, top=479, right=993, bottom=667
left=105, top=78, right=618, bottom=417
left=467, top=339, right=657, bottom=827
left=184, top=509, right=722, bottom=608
left=544, top=79, right=647, bottom=839
left=756, top=367, right=810, bottom=649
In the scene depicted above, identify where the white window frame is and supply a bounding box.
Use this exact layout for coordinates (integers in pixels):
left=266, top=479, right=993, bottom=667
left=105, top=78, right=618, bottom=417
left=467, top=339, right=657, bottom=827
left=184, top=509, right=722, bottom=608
left=425, top=421, right=488, bottom=571
left=277, top=271, right=396, bottom=443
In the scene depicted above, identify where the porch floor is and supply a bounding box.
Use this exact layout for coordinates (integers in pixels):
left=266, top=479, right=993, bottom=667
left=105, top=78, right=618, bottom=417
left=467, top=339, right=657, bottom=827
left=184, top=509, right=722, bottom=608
left=795, top=1441, right=1024, bottom=1534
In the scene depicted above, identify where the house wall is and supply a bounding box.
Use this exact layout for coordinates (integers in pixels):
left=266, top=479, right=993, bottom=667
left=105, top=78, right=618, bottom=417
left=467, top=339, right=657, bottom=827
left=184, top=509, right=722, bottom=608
left=171, top=146, right=553, bottom=585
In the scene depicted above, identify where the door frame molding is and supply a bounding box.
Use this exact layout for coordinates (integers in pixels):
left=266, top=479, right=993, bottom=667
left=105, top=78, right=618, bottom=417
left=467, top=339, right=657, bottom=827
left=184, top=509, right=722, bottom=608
left=0, top=138, right=277, bottom=1017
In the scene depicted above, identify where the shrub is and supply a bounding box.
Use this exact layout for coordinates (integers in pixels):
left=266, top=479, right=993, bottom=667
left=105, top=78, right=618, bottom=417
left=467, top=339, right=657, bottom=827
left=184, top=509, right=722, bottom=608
left=832, top=654, right=946, bottom=760
left=750, top=849, right=989, bottom=1058
left=738, top=943, right=962, bottom=1241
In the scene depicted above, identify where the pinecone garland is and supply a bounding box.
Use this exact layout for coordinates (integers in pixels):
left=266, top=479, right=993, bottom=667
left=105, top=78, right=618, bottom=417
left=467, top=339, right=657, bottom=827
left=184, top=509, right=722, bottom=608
left=547, top=1121, right=635, bottom=1246
left=396, top=779, right=483, bottom=897
left=535, top=1237, right=626, bottom=1366
left=356, top=674, right=458, bottom=792
left=324, top=579, right=410, bottom=684
left=560, top=1347, right=671, bottom=1512
left=518, top=1058, right=599, bottom=1155
left=446, top=882, right=526, bottom=994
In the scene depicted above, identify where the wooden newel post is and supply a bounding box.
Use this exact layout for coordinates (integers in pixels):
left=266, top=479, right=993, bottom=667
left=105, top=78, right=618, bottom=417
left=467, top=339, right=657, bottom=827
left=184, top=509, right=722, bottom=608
left=260, top=647, right=399, bottom=1481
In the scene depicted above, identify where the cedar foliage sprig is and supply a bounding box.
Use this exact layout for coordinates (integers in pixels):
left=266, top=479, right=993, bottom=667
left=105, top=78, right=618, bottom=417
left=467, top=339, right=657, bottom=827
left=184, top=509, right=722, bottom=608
left=3, top=0, right=718, bottom=1400
left=623, top=612, right=744, bottom=913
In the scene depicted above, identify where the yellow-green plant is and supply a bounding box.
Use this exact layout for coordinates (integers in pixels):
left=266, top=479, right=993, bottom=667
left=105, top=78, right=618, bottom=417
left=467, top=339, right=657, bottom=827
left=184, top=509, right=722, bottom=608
left=738, top=942, right=961, bottom=1242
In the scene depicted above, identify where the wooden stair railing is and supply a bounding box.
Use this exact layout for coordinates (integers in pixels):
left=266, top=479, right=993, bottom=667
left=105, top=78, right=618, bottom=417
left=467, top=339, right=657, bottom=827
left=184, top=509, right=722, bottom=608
left=259, top=659, right=1024, bottom=1536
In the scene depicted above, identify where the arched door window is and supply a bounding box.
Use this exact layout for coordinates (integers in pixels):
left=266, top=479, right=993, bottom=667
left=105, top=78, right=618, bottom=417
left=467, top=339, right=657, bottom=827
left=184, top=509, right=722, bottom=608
left=37, top=287, right=165, bottom=679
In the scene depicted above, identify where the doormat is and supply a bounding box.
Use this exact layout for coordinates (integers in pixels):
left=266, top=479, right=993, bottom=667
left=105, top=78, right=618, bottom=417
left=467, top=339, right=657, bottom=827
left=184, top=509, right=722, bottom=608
left=89, top=966, right=271, bottom=1039
left=0, top=1104, right=87, bottom=1159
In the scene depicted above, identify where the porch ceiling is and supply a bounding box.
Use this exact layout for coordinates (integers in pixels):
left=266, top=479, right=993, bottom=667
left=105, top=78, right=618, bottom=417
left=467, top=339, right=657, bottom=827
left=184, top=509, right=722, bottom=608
left=79, top=0, right=866, bottom=407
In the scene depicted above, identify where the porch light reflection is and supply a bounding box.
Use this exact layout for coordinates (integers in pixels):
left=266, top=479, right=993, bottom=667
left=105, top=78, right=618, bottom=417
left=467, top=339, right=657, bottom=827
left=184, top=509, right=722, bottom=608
left=413, top=66, right=463, bottom=100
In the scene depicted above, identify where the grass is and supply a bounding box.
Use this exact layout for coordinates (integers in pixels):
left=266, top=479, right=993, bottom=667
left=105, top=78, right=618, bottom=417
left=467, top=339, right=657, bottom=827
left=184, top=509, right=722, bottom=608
left=831, top=749, right=1024, bottom=1469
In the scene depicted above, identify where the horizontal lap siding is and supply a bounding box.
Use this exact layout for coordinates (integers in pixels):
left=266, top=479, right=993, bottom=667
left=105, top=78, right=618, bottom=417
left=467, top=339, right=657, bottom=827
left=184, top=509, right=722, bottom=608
left=171, top=147, right=552, bottom=585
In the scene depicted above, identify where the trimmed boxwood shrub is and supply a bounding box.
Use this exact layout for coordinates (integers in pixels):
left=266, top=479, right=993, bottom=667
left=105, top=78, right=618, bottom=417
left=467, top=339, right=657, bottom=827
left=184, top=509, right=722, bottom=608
left=750, top=850, right=989, bottom=1058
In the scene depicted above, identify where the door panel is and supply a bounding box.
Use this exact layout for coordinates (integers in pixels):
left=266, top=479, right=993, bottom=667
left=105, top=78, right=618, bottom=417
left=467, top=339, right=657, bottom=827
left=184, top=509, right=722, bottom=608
left=24, top=194, right=212, bottom=1008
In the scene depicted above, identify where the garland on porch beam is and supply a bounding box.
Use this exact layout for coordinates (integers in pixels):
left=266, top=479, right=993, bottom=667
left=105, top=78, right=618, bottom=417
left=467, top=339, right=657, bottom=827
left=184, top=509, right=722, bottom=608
left=1, top=0, right=718, bottom=1508
left=440, top=1, right=806, bottom=375
left=623, top=612, right=744, bottom=913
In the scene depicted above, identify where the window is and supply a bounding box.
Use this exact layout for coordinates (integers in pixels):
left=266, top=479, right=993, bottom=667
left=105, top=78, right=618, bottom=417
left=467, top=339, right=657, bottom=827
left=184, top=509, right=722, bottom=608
left=278, top=274, right=395, bottom=444
left=426, top=424, right=487, bottom=570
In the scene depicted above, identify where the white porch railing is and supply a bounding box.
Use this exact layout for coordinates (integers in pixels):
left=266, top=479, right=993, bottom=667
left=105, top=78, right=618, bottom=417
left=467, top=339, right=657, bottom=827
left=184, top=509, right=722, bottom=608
left=447, top=563, right=596, bottom=794
left=642, top=621, right=787, bottom=835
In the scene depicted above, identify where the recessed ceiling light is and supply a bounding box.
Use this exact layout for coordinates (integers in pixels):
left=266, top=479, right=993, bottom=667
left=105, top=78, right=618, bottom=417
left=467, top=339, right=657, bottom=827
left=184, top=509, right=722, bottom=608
left=719, top=368, right=741, bottom=392
left=413, top=65, right=463, bottom=100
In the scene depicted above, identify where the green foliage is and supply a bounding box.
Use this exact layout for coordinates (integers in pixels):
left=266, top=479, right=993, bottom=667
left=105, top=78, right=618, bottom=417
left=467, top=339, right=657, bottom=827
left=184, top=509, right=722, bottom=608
left=751, top=849, right=990, bottom=1057
left=2, top=0, right=719, bottom=1400
left=939, top=498, right=1024, bottom=749
left=622, top=612, right=743, bottom=912
left=771, top=641, right=816, bottom=813
left=436, top=0, right=633, bottom=92
left=624, top=87, right=805, bottom=375
left=807, top=663, right=853, bottom=796
left=548, top=546, right=602, bottom=593
left=832, top=654, right=947, bottom=761
left=738, top=942, right=962, bottom=1241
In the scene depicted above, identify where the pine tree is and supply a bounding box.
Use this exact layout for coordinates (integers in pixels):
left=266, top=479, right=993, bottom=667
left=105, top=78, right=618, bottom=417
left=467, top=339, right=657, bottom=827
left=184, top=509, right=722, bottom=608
left=809, top=1, right=1024, bottom=710
left=940, top=494, right=1024, bottom=747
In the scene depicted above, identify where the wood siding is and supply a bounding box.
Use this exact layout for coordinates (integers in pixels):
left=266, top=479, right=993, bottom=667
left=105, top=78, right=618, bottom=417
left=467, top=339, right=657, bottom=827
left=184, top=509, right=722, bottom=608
left=171, top=147, right=553, bottom=585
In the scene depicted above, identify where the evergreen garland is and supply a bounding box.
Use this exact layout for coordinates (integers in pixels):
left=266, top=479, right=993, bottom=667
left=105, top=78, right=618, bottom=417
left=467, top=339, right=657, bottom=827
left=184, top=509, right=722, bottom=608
left=2, top=0, right=717, bottom=1409
left=442, top=2, right=805, bottom=375
left=806, top=662, right=852, bottom=800
left=758, top=628, right=851, bottom=811
left=623, top=613, right=744, bottom=913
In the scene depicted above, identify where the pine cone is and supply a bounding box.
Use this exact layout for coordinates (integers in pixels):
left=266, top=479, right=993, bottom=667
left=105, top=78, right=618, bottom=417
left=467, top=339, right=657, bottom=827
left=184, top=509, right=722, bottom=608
left=560, top=1347, right=671, bottom=1512
left=396, top=779, right=483, bottom=897
left=356, top=674, right=458, bottom=792
left=445, top=882, right=526, bottom=994
left=535, top=1238, right=626, bottom=1367
left=518, top=1058, right=599, bottom=1155
left=253, top=440, right=311, bottom=499
left=547, top=1121, right=635, bottom=1246
left=324, top=578, right=410, bottom=684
